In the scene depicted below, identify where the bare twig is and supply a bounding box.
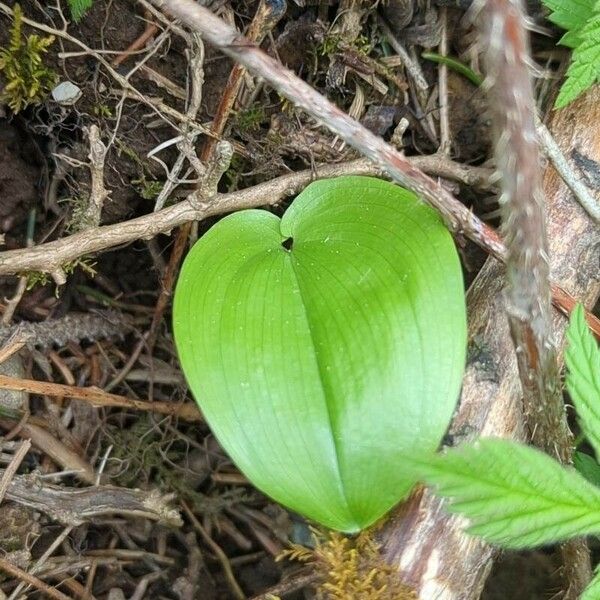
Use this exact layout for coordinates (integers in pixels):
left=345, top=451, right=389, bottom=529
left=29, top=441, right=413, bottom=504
left=478, top=0, right=571, bottom=473
left=1, top=310, right=130, bottom=349
left=249, top=571, right=320, bottom=599
left=2, top=209, right=36, bottom=324
left=8, top=525, right=74, bottom=600
left=83, top=125, right=110, bottom=229
left=200, top=0, right=286, bottom=163
left=148, top=0, right=505, bottom=258
left=182, top=500, right=245, bottom=600
left=0, top=375, right=201, bottom=421
left=154, top=32, right=205, bottom=211
left=437, top=7, right=451, bottom=155
left=0, top=155, right=493, bottom=277
left=112, top=17, right=159, bottom=67
left=377, top=15, right=428, bottom=91
left=0, top=439, right=30, bottom=504
left=5, top=472, right=182, bottom=526
left=537, top=118, right=600, bottom=223
left=195, top=141, right=234, bottom=202
left=551, top=284, right=600, bottom=337
left=337, top=39, right=408, bottom=93
left=477, top=0, right=590, bottom=595
left=0, top=555, right=71, bottom=600
left=2, top=277, right=27, bottom=325
left=0, top=419, right=98, bottom=483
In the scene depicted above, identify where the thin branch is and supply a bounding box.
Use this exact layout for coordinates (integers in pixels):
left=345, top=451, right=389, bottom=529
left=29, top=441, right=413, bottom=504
left=0, top=439, right=30, bottom=504
left=437, top=7, right=451, bottom=155
left=5, top=472, right=182, bottom=526
left=182, top=500, right=245, bottom=600
left=0, top=419, right=98, bottom=484
left=377, top=15, right=429, bottom=91
left=8, top=524, right=74, bottom=600
left=200, top=0, right=286, bottom=164
left=477, top=0, right=570, bottom=470
left=0, top=556, right=71, bottom=600
left=249, top=571, right=320, bottom=600
left=537, top=118, right=600, bottom=223
left=0, top=156, right=493, bottom=276
left=477, top=0, right=590, bottom=595
left=0, top=375, right=201, bottom=421
left=2, top=208, right=35, bottom=324
left=147, top=0, right=505, bottom=255
left=112, top=17, right=159, bottom=67
left=2, top=276, right=27, bottom=325
left=154, top=31, right=205, bottom=211
left=82, top=125, right=110, bottom=228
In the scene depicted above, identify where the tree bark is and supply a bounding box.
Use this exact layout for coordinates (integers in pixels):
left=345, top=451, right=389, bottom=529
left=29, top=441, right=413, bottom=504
left=378, top=86, right=600, bottom=599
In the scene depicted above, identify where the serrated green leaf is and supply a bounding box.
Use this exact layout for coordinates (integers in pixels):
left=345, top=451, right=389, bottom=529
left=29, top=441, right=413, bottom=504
left=68, top=0, right=92, bottom=22
left=582, top=566, right=600, bottom=600
left=565, top=304, right=600, bottom=461
left=574, top=451, right=600, bottom=487
left=413, top=438, right=600, bottom=548
left=173, top=176, right=467, bottom=532
left=542, top=0, right=595, bottom=35
left=555, top=4, right=600, bottom=108
left=559, top=29, right=585, bottom=49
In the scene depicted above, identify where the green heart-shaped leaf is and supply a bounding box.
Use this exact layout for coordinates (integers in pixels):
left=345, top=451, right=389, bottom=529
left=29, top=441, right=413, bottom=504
left=174, top=176, right=466, bottom=532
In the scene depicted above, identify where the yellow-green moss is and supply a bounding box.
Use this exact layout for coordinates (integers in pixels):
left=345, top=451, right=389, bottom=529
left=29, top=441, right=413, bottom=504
left=280, top=528, right=417, bottom=600
left=0, top=5, right=57, bottom=113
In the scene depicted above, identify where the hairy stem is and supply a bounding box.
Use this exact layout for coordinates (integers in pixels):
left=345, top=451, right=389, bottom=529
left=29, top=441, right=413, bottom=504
left=148, top=0, right=506, bottom=260
left=476, top=0, right=590, bottom=594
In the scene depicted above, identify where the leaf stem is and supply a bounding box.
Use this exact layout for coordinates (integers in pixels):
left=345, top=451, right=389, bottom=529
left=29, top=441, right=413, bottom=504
left=476, top=0, right=591, bottom=594
left=421, top=51, right=484, bottom=86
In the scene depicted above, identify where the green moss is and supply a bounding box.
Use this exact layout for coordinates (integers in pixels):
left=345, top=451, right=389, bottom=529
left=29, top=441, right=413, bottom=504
left=103, top=416, right=250, bottom=518
left=281, top=529, right=417, bottom=600
left=0, top=5, right=57, bottom=113
left=25, top=271, right=50, bottom=290
left=235, top=105, right=266, bottom=134
left=133, top=177, right=163, bottom=200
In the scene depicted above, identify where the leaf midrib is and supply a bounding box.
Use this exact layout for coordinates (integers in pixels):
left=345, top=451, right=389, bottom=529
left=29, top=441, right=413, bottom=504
left=284, top=249, right=359, bottom=528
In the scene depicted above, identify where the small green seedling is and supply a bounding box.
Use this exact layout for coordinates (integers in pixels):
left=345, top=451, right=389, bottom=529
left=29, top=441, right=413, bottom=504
left=67, top=0, right=93, bottom=22
left=173, top=176, right=467, bottom=532
left=542, top=0, right=600, bottom=108
left=413, top=304, right=600, bottom=599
